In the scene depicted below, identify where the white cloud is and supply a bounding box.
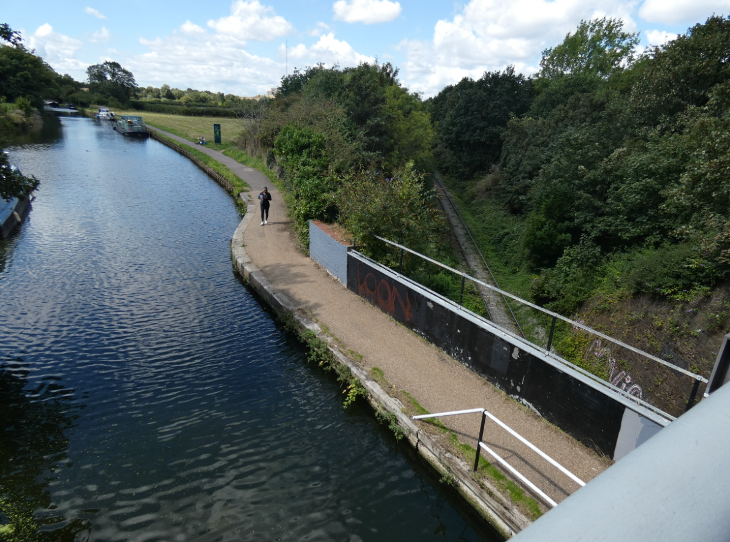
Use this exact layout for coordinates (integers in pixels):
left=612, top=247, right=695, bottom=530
left=180, top=20, right=206, bottom=35
left=308, top=22, right=331, bottom=37
left=28, top=24, right=87, bottom=74
left=399, top=0, right=639, bottom=97
left=84, top=7, right=106, bottom=19
left=638, top=0, right=729, bottom=24
left=332, top=0, right=402, bottom=23
left=90, top=26, right=111, bottom=43
left=645, top=29, right=678, bottom=45
left=207, top=0, right=292, bottom=41
left=282, top=33, right=375, bottom=67
left=131, top=31, right=280, bottom=95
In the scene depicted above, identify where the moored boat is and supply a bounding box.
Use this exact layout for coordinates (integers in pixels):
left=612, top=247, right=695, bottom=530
left=0, top=166, right=33, bottom=239
left=113, top=115, right=149, bottom=137
left=95, top=107, right=115, bottom=120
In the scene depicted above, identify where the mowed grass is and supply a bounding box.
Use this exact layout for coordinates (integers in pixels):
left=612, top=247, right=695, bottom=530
left=115, top=110, right=244, bottom=152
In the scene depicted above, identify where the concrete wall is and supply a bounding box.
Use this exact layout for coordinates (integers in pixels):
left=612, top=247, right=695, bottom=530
left=347, top=251, right=669, bottom=460
left=309, top=220, right=349, bottom=285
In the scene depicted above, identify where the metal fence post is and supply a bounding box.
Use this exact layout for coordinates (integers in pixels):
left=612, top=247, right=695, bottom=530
left=399, top=248, right=404, bottom=274
left=685, top=379, right=701, bottom=411
left=546, top=315, right=557, bottom=354
left=459, top=275, right=466, bottom=305
left=473, top=412, right=487, bottom=472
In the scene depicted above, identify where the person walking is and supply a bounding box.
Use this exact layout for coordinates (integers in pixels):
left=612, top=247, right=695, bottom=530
left=258, top=187, right=272, bottom=225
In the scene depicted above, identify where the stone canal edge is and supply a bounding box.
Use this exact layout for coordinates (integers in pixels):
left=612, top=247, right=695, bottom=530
left=230, top=198, right=528, bottom=538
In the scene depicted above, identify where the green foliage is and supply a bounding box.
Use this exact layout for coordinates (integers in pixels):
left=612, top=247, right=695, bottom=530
left=467, top=15, right=730, bottom=314
left=0, top=36, right=58, bottom=108
left=274, top=124, right=341, bottom=242
left=431, top=67, right=533, bottom=178
left=374, top=409, right=406, bottom=441
left=538, top=17, right=639, bottom=81
left=278, top=64, right=328, bottom=97
left=280, top=315, right=366, bottom=410
left=337, top=163, right=443, bottom=256
left=0, top=149, right=39, bottom=199
left=14, top=97, right=32, bottom=118
left=86, top=61, right=137, bottom=104
left=0, top=23, right=22, bottom=46
left=269, top=62, right=432, bottom=171
left=624, top=16, right=730, bottom=131
left=129, top=100, right=240, bottom=118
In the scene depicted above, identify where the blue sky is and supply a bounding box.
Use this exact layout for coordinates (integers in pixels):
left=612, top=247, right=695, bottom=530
left=4, top=0, right=730, bottom=97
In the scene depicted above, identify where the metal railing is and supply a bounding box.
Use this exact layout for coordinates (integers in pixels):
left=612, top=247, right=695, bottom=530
left=413, top=408, right=585, bottom=508
left=432, top=174, right=524, bottom=337
left=369, top=236, right=708, bottom=417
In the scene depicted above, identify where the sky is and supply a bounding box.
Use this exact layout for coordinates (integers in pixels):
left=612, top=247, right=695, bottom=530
left=4, top=0, right=730, bottom=98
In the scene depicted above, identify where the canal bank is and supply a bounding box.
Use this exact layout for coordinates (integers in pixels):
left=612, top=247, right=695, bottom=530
left=3, top=116, right=497, bottom=542
left=149, top=126, right=612, bottom=536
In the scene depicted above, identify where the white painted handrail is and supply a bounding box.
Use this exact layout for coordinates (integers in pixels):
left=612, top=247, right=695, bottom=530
left=413, top=408, right=585, bottom=507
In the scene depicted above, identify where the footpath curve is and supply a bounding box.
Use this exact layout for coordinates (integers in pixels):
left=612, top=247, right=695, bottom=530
left=150, top=127, right=611, bottom=536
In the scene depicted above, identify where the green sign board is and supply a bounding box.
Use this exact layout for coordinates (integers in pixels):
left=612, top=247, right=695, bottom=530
left=213, top=124, right=221, bottom=144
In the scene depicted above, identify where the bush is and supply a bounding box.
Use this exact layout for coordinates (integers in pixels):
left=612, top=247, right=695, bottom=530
left=338, top=163, right=444, bottom=262
left=14, top=97, right=32, bottom=118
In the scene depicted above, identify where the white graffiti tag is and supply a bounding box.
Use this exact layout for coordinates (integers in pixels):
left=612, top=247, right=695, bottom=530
left=589, top=339, right=643, bottom=400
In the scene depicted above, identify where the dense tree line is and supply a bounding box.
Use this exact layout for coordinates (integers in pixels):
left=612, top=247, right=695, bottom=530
left=241, top=62, right=440, bottom=253
left=430, top=16, right=730, bottom=312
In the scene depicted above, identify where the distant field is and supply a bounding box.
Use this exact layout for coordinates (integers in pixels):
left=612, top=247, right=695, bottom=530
left=115, top=110, right=245, bottom=151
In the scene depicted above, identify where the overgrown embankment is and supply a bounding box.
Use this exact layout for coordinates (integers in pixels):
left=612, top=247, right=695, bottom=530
left=426, top=16, right=730, bottom=415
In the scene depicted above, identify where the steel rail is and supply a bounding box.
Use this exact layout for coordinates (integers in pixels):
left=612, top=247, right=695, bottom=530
left=432, top=174, right=525, bottom=337
left=413, top=408, right=577, bottom=508
left=371, top=235, right=706, bottom=384
left=479, top=442, right=558, bottom=508
left=355, top=249, right=678, bottom=420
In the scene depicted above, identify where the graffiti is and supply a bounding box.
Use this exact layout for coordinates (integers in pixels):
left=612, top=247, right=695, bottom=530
left=589, top=339, right=643, bottom=400
left=357, top=268, right=412, bottom=323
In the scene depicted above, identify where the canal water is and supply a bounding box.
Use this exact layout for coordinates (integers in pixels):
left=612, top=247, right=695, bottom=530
left=1, top=116, right=499, bottom=541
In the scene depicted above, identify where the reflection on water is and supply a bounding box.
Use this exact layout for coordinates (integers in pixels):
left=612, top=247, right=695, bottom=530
left=0, top=359, right=89, bottom=540
left=0, top=116, right=500, bottom=541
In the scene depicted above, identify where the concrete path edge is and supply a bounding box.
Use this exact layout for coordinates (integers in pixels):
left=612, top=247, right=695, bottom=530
left=231, top=199, right=529, bottom=538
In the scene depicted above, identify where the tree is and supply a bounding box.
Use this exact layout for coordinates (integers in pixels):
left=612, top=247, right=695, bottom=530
left=0, top=23, right=22, bottom=46
left=338, top=163, right=443, bottom=255
left=86, top=61, right=137, bottom=103
left=160, top=84, right=174, bottom=100
left=624, top=15, right=730, bottom=131
left=279, top=64, right=328, bottom=97
left=0, top=24, right=58, bottom=108
left=0, top=150, right=39, bottom=199
left=538, top=17, right=639, bottom=81
left=433, top=67, right=533, bottom=178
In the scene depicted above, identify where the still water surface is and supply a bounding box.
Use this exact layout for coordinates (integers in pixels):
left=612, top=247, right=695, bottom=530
left=1, top=116, right=498, bottom=541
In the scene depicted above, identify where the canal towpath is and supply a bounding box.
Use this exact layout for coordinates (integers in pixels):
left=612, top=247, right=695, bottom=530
left=148, top=126, right=611, bottom=516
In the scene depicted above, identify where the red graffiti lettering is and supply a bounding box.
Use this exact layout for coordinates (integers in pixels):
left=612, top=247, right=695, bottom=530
left=357, top=267, right=412, bottom=323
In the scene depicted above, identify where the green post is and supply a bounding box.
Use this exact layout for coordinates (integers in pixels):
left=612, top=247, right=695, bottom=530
left=213, top=124, right=221, bottom=144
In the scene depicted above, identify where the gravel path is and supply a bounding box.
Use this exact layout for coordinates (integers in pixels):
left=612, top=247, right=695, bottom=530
left=151, top=127, right=612, bottom=510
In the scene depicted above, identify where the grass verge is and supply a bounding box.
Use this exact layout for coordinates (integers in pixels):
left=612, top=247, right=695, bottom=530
left=115, top=109, right=242, bottom=152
